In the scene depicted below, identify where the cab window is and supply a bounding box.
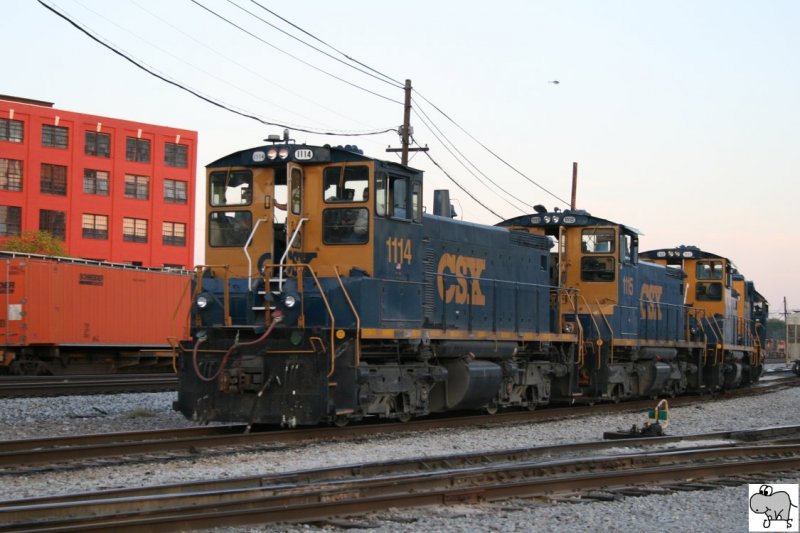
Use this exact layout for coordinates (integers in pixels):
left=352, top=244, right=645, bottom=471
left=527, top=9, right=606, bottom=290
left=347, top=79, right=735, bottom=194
left=412, top=182, right=422, bottom=222
left=209, top=170, right=252, bottom=207
left=208, top=211, right=252, bottom=247
left=323, top=208, right=368, bottom=245
left=696, top=260, right=723, bottom=280
left=375, top=173, right=387, bottom=216
left=289, top=167, right=302, bottom=215
left=390, top=176, right=408, bottom=219
left=581, top=228, right=615, bottom=253
left=696, top=281, right=723, bottom=301
left=581, top=256, right=615, bottom=282
left=322, top=165, right=368, bottom=203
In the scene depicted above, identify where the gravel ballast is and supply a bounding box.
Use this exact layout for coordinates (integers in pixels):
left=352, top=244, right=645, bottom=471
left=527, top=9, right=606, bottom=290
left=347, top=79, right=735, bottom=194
left=2, top=376, right=799, bottom=532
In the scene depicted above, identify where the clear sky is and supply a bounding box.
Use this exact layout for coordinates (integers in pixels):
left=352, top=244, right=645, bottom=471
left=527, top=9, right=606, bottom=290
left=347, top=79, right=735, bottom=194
left=3, top=1, right=799, bottom=315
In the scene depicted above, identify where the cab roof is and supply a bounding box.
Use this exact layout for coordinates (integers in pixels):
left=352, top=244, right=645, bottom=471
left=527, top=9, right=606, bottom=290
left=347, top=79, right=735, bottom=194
left=640, top=245, right=728, bottom=261
left=206, top=143, right=418, bottom=174
left=496, top=209, right=642, bottom=236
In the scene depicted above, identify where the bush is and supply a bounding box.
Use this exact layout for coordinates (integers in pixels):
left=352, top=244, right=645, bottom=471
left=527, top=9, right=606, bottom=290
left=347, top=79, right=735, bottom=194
left=1, top=230, right=68, bottom=256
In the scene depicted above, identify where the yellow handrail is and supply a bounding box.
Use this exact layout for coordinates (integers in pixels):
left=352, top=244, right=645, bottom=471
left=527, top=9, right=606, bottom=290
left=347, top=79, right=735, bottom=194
left=333, top=265, right=361, bottom=367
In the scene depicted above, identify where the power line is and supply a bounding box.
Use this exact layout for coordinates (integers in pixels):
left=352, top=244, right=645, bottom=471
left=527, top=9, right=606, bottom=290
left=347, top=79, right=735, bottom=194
left=239, top=3, right=570, bottom=208
left=246, top=0, right=404, bottom=88
left=412, top=101, right=529, bottom=214
left=225, top=0, right=403, bottom=90
left=38, top=0, right=396, bottom=137
left=128, top=0, right=379, bottom=130
left=413, top=135, right=504, bottom=220
left=412, top=90, right=571, bottom=207
left=72, top=0, right=327, bottom=130
left=189, top=0, right=403, bottom=105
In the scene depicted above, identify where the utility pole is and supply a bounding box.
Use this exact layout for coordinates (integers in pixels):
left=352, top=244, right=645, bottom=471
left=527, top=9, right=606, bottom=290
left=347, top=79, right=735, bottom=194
left=386, top=79, right=428, bottom=165
left=570, top=162, right=578, bottom=210
left=784, top=297, right=790, bottom=365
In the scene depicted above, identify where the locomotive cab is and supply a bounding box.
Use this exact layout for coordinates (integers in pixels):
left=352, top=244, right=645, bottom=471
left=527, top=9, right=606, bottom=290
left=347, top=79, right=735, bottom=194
left=498, top=211, right=695, bottom=401
left=640, top=246, right=764, bottom=387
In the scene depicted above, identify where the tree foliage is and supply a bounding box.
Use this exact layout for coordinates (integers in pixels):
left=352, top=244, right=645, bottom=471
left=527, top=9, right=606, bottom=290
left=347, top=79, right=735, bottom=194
left=767, top=318, right=785, bottom=340
left=1, top=231, right=68, bottom=257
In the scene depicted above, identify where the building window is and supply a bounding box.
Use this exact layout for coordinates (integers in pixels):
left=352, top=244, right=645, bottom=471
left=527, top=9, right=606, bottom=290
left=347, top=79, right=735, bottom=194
left=124, top=174, right=149, bottom=199
left=122, top=217, right=148, bottom=243
left=42, top=124, right=68, bottom=148
left=85, top=131, right=110, bottom=158
left=162, top=221, right=186, bottom=246
left=41, top=163, right=67, bottom=195
left=0, top=159, right=23, bottom=192
left=126, top=137, right=150, bottom=163
left=82, top=214, right=108, bottom=240
left=0, top=119, right=24, bottom=143
left=164, top=142, right=188, bottom=168
left=164, top=179, right=187, bottom=204
left=39, top=209, right=66, bottom=240
left=0, top=206, right=21, bottom=237
left=83, top=169, right=110, bottom=195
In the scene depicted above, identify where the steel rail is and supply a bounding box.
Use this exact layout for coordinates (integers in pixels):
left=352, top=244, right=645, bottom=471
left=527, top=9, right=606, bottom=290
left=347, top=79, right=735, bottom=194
left=1, top=378, right=798, bottom=470
left=2, top=438, right=800, bottom=531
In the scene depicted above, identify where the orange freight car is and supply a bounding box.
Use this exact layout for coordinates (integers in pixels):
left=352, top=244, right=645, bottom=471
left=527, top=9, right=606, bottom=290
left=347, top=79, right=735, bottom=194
left=0, top=253, right=192, bottom=375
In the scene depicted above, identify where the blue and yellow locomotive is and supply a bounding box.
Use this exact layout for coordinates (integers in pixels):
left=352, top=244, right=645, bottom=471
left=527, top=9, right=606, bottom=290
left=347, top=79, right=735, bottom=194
left=174, top=140, right=766, bottom=426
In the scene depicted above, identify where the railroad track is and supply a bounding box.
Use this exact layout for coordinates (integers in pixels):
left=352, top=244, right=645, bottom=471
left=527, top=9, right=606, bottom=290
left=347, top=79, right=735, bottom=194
left=2, top=376, right=798, bottom=473
left=2, top=426, right=800, bottom=531
left=0, top=373, right=178, bottom=397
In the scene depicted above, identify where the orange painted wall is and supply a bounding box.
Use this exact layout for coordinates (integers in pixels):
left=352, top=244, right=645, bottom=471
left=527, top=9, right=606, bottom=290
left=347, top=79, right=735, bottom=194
left=0, top=96, right=196, bottom=268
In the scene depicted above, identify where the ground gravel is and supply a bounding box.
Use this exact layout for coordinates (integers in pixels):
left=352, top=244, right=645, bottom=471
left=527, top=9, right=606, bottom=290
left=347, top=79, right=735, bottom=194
left=1, top=369, right=799, bottom=532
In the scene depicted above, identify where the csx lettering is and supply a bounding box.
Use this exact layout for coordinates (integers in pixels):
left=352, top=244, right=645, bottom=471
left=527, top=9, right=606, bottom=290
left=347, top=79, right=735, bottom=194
left=640, top=283, right=663, bottom=320
left=436, top=253, right=486, bottom=306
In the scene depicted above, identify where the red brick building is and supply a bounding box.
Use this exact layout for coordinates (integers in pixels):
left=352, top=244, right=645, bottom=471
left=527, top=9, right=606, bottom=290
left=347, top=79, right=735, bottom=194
left=0, top=95, right=196, bottom=268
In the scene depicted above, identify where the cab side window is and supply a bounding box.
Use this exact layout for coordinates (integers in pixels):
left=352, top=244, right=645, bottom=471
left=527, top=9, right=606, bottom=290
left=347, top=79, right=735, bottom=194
left=696, top=282, right=723, bottom=301
left=208, top=211, right=252, bottom=247
left=322, top=165, right=368, bottom=203
left=209, top=170, right=252, bottom=207
left=390, top=176, right=408, bottom=219
left=581, top=256, right=615, bottom=282
left=696, top=261, right=723, bottom=280
left=581, top=228, right=615, bottom=253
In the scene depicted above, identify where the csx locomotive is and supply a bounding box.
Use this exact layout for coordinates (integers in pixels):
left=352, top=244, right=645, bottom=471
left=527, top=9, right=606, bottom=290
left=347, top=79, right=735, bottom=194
left=174, top=138, right=767, bottom=426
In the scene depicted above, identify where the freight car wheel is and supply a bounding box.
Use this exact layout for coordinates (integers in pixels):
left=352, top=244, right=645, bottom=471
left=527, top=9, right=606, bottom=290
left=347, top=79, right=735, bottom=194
left=10, top=360, right=51, bottom=376
left=610, top=385, right=622, bottom=404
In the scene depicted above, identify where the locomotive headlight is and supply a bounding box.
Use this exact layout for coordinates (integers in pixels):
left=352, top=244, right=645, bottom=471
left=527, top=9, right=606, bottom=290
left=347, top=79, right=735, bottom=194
left=267, top=148, right=278, bottom=160
left=279, top=148, right=289, bottom=159
left=283, top=294, right=297, bottom=308
left=552, top=215, right=560, bottom=223
left=544, top=215, right=552, bottom=223
left=563, top=323, right=574, bottom=333
left=196, top=295, right=209, bottom=309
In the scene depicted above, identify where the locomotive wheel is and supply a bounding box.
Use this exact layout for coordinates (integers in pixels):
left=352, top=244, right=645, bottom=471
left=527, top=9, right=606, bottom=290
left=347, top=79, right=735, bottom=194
left=397, top=411, right=412, bottom=423
left=485, top=402, right=499, bottom=415
left=527, top=402, right=537, bottom=412
left=333, top=415, right=350, bottom=428
left=610, top=385, right=621, bottom=404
